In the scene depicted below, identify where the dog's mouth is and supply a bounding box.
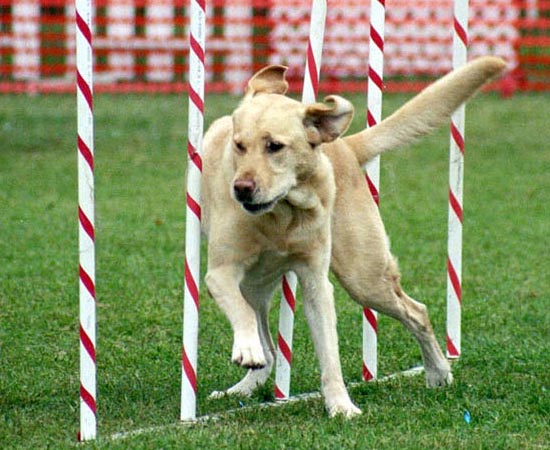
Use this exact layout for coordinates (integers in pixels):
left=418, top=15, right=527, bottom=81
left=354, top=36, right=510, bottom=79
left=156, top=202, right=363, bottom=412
left=240, top=193, right=285, bottom=215
left=242, top=200, right=276, bottom=214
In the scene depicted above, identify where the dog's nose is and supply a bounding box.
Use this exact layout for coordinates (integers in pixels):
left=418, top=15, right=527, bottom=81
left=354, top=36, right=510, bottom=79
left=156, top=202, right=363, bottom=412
left=233, top=179, right=256, bottom=202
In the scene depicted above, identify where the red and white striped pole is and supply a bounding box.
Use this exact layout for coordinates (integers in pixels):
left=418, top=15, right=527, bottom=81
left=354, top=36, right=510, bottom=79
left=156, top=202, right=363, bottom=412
left=275, top=0, right=327, bottom=401
left=76, top=0, right=96, bottom=441
left=181, top=0, right=206, bottom=420
left=447, top=0, right=469, bottom=359
left=300, top=0, right=327, bottom=105
left=362, top=0, right=386, bottom=382
left=274, top=272, right=297, bottom=400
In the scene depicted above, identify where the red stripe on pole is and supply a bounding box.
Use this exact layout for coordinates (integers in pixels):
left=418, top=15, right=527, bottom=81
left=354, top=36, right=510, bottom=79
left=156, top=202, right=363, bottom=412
left=80, top=384, right=97, bottom=414
left=187, top=141, right=196, bottom=159
left=76, top=71, right=93, bottom=112
left=274, top=385, right=285, bottom=400
left=190, top=34, right=205, bottom=65
left=78, top=206, right=94, bottom=240
left=281, top=276, right=296, bottom=312
left=182, top=346, right=197, bottom=394
left=451, top=122, right=465, bottom=154
left=277, top=333, right=292, bottom=365
left=76, top=11, right=92, bottom=46
left=79, top=324, right=96, bottom=362
left=366, top=110, right=377, bottom=128
left=187, top=142, right=203, bottom=171
left=186, top=193, right=201, bottom=221
left=449, top=190, right=463, bottom=223
left=188, top=85, right=204, bottom=114
left=446, top=335, right=460, bottom=358
left=79, top=265, right=95, bottom=298
left=196, top=0, right=206, bottom=12
left=362, top=362, right=374, bottom=382
left=184, top=259, right=199, bottom=308
left=78, top=136, right=94, bottom=172
left=363, top=308, right=378, bottom=333
left=365, top=174, right=380, bottom=205
left=447, top=258, right=462, bottom=303
left=368, top=66, right=383, bottom=91
left=370, top=27, right=384, bottom=53
left=454, top=18, right=468, bottom=46
left=306, top=41, right=319, bottom=93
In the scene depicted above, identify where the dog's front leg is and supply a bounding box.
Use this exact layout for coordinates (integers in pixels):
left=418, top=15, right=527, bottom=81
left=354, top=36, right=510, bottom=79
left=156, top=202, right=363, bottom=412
left=210, top=298, right=275, bottom=398
left=205, top=265, right=266, bottom=368
left=296, top=265, right=361, bottom=418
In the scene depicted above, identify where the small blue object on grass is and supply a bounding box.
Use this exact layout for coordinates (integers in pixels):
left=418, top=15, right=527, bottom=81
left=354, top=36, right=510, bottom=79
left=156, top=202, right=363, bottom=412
left=463, top=409, right=471, bottom=424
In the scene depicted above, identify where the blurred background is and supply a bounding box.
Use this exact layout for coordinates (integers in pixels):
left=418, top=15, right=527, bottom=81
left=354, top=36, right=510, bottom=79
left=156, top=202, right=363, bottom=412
left=1, top=0, right=548, bottom=96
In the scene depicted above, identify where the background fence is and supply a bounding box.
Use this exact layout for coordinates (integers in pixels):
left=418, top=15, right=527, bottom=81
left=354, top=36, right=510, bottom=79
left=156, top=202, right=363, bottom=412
left=1, top=0, right=549, bottom=94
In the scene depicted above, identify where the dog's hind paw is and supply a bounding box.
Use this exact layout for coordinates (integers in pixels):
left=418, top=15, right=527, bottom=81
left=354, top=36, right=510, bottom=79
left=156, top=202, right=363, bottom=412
left=209, top=366, right=272, bottom=399
left=209, top=383, right=255, bottom=399
left=209, top=390, right=228, bottom=399
left=425, top=367, right=453, bottom=388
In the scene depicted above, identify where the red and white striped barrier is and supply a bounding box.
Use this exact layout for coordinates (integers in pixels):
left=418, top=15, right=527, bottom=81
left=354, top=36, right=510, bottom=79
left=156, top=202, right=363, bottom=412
left=447, top=0, right=469, bottom=359
left=76, top=0, right=96, bottom=442
left=362, top=0, right=386, bottom=383
left=107, top=0, right=135, bottom=81
left=12, top=1, right=40, bottom=81
left=146, top=0, right=175, bottom=82
left=275, top=0, right=327, bottom=401
left=181, top=0, right=206, bottom=421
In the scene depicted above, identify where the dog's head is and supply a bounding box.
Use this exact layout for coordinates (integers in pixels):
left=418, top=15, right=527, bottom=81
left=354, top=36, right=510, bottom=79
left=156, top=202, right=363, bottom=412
left=229, top=65, right=354, bottom=215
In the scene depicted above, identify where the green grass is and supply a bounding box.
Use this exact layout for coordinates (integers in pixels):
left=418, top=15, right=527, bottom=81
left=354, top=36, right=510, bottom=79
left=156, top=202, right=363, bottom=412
left=1, top=91, right=549, bottom=449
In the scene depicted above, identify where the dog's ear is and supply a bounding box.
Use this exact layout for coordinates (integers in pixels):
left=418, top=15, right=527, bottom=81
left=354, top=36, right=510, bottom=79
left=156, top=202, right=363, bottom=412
left=245, top=65, right=289, bottom=97
left=303, top=95, right=354, bottom=144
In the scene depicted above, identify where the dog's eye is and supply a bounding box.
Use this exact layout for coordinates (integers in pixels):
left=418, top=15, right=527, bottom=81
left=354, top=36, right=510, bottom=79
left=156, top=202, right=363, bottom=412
left=234, top=141, right=246, bottom=153
left=266, top=141, right=284, bottom=153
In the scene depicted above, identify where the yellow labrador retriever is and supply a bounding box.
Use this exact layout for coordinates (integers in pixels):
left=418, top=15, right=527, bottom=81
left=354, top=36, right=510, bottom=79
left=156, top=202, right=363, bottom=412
left=201, top=56, right=506, bottom=417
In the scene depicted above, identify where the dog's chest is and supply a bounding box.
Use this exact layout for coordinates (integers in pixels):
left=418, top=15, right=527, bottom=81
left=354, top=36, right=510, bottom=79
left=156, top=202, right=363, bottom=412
left=242, top=250, right=292, bottom=288
left=255, top=204, right=326, bottom=252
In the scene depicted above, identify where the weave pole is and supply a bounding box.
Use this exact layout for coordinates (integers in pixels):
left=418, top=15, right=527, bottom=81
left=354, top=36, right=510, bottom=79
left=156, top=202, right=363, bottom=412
left=274, top=0, right=327, bottom=401
left=362, top=0, right=386, bottom=382
left=446, top=0, right=469, bottom=359
left=76, top=0, right=96, bottom=441
left=181, top=0, right=206, bottom=421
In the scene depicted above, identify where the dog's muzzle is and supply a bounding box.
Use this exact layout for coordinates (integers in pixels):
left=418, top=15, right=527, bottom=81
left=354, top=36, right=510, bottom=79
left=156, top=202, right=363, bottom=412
left=233, top=179, right=256, bottom=203
left=241, top=199, right=277, bottom=214
left=233, top=179, right=285, bottom=215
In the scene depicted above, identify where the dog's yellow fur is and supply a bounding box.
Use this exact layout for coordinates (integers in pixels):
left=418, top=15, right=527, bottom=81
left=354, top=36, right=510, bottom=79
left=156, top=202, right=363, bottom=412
left=201, top=56, right=506, bottom=417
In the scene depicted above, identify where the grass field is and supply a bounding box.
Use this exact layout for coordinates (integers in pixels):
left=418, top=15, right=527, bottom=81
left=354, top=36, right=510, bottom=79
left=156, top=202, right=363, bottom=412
left=1, top=91, right=549, bottom=449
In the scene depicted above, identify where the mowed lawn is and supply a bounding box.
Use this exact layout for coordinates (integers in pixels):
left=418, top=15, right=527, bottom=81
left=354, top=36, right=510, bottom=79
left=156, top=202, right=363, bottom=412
left=0, top=91, right=549, bottom=449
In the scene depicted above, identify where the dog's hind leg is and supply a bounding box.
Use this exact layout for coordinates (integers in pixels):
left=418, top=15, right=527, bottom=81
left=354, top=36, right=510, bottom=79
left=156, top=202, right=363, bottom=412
left=332, top=232, right=452, bottom=387
left=336, top=254, right=452, bottom=387
left=329, top=160, right=451, bottom=387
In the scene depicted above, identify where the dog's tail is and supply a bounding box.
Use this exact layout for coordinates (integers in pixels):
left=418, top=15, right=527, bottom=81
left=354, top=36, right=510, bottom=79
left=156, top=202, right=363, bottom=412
left=343, top=56, right=507, bottom=166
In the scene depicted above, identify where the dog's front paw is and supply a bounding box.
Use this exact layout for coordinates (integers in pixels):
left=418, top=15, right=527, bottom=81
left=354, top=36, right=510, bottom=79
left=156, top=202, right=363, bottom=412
left=323, top=383, right=361, bottom=418
left=326, top=399, right=362, bottom=419
left=231, top=336, right=266, bottom=369
left=425, top=365, right=453, bottom=387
